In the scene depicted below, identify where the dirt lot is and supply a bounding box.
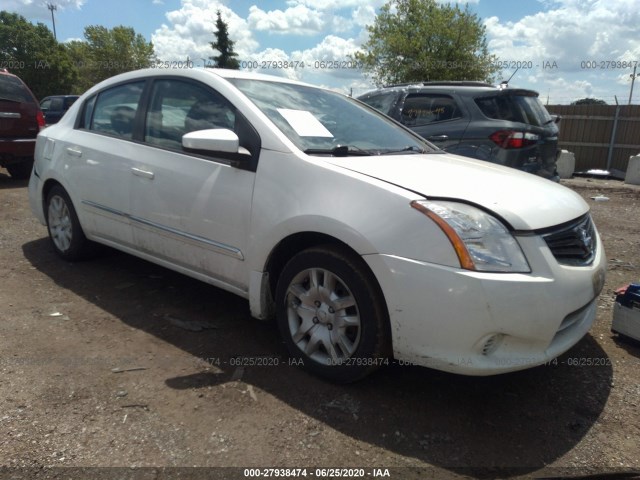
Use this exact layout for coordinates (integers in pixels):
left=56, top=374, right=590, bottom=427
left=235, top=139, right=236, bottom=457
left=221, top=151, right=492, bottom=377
left=0, top=171, right=639, bottom=480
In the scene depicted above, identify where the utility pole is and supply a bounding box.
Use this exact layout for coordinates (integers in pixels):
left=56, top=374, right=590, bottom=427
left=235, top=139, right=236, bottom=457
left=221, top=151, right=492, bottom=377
left=629, top=65, right=638, bottom=105
left=47, top=3, right=57, bottom=40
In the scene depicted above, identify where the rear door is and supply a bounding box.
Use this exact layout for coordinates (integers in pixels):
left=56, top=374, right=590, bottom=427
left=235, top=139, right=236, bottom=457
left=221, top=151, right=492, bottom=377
left=65, top=81, right=146, bottom=247
left=397, top=93, right=470, bottom=150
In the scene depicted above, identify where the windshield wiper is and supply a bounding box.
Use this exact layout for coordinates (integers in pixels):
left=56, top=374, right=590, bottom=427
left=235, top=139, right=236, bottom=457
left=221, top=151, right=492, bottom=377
left=304, top=145, right=372, bottom=157
left=377, top=145, right=426, bottom=155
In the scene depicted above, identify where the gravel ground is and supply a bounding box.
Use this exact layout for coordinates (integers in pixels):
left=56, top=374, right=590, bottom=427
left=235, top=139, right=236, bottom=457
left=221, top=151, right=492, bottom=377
left=0, top=171, right=639, bottom=480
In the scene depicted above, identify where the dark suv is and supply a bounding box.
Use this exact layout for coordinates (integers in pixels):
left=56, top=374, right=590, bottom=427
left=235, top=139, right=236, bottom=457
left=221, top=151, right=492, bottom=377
left=358, top=82, right=560, bottom=180
left=40, top=95, right=79, bottom=125
left=0, top=69, right=44, bottom=179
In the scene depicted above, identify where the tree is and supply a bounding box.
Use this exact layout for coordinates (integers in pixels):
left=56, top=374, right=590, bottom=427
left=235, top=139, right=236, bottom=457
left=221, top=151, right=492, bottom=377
left=354, top=0, right=499, bottom=86
left=571, top=98, right=607, bottom=105
left=209, top=11, right=239, bottom=69
left=0, top=11, right=77, bottom=99
left=68, top=25, right=155, bottom=92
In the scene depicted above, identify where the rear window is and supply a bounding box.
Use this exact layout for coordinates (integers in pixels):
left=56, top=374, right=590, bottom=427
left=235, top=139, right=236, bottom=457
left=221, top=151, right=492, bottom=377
left=475, top=94, right=552, bottom=127
left=0, top=75, right=33, bottom=103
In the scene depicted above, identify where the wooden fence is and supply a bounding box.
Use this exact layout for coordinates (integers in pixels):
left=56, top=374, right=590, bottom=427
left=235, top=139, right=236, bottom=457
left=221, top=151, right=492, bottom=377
left=545, top=104, right=640, bottom=172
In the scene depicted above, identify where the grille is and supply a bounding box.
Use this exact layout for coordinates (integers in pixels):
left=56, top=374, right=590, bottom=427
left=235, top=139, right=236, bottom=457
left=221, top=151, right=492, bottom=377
left=542, top=214, right=596, bottom=266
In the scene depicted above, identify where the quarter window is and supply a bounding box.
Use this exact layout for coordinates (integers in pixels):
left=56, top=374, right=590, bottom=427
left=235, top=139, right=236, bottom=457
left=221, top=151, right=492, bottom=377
left=401, top=94, right=462, bottom=126
left=88, top=82, right=145, bottom=139
left=144, top=79, right=236, bottom=151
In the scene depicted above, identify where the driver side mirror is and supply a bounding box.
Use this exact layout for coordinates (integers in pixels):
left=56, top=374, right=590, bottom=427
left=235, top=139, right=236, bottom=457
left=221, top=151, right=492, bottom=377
left=182, top=129, right=252, bottom=169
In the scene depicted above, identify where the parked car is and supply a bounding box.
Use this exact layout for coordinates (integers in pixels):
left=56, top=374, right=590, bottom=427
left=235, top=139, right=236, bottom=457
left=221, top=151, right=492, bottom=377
left=0, top=69, right=44, bottom=179
left=29, top=68, right=605, bottom=382
left=358, top=81, right=561, bottom=180
left=40, top=95, right=79, bottom=125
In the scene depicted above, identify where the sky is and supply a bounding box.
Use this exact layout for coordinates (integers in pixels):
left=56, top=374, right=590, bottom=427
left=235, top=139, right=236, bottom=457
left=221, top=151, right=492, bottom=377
left=6, top=0, right=640, bottom=104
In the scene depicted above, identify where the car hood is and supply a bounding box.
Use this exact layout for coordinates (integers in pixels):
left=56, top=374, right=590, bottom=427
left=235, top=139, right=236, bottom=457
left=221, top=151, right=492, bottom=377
left=325, top=153, right=589, bottom=230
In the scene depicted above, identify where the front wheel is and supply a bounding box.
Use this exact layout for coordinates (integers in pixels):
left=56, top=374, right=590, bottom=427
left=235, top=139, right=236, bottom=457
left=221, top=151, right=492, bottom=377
left=275, top=245, right=390, bottom=383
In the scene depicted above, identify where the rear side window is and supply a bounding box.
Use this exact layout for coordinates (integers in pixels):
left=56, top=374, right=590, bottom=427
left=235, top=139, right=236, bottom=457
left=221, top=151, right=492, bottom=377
left=475, top=94, right=552, bottom=127
left=88, top=82, right=145, bottom=139
left=50, top=97, right=64, bottom=111
left=64, top=97, right=78, bottom=109
left=0, top=75, right=33, bottom=103
left=400, top=94, right=462, bottom=126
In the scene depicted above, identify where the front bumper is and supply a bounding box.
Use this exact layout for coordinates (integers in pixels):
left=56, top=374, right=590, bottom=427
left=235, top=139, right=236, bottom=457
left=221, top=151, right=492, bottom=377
left=364, top=231, right=606, bottom=375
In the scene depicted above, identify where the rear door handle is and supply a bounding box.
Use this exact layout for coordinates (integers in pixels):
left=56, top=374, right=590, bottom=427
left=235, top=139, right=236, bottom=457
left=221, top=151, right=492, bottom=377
left=427, top=135, right=449, bottom=142
left=131, top=167, right=155, bottom=180
left=66, top=147, right=82, bottom=157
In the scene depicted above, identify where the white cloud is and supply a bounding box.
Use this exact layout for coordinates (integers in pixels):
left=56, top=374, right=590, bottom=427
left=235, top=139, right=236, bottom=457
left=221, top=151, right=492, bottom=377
left=3, top=0, right=84, bottom=20
left=295, top=35, right=362, bottom=81
left=485, top=0, right=640, bottom=72
left=285, top=0, right=385, bottom=11
left=248, top=4, right=325, bottom=35
left=151, top=0, right=258, bottom=65
left=527, top=74, right=595, bottom=104
left=352, top=5, right=376, bottom=27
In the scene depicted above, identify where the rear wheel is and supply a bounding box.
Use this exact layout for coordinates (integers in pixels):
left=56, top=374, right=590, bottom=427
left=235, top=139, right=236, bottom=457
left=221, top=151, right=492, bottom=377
left=6, top=159, right=34, bottom=179
left=45, top=185, right=96, bottom=260
left=275, top=245, right=390, bottom=383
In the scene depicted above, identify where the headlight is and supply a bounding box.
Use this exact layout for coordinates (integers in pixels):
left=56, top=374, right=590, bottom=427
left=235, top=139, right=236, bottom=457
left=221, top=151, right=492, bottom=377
left=411, top=200, right=530, bottom=273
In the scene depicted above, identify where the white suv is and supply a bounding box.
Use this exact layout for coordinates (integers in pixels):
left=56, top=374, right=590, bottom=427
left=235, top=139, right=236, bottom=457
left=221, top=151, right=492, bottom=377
left=29, top=68, right=606, bottom=382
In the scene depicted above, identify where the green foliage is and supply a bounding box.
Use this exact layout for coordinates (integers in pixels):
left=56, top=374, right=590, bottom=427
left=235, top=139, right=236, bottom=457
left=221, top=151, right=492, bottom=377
left=71, top=25, right=156, bottom=92
left=0, top=11, right=155, bottom=97
left=571, top=97, right=607, bottom=105
left=354, top=0, right=499, bottom=86
left=209, top=11, right=239, bottom=69
left=0, top=11, right=78, bottom=99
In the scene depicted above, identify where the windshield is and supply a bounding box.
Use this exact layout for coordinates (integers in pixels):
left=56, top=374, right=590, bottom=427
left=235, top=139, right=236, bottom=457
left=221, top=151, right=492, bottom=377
left=229, top=78, right=434, bottom=155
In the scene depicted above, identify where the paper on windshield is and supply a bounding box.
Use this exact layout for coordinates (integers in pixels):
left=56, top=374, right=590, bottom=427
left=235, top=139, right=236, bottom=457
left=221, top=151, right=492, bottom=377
left=277, top=109, right=334, bottom=137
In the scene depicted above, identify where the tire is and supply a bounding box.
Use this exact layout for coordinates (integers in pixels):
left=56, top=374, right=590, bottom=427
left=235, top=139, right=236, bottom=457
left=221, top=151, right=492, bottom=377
left=6, top=159, right=34, bottom=180
left=45, top=185, right=95, bottom=261
left=275, top=245, right=390, bottom=383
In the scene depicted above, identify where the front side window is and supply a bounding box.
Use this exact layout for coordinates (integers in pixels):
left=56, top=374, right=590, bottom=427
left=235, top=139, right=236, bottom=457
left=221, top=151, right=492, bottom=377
left=88, top=82, right=145, bottom=139
left=145, top=79, right=236, bottom=151
left=400, top=94, right=463, bottom=126
left=230, top=79, right=432, bottom=155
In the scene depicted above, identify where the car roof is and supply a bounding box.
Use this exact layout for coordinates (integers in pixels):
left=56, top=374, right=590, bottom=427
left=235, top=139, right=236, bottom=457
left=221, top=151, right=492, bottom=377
left=359, top=82, right=540, bottom=98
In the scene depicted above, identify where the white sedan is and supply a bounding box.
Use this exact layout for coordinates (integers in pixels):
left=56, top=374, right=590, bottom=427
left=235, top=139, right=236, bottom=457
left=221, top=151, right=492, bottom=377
left=29, top=68, right=606, bottom=382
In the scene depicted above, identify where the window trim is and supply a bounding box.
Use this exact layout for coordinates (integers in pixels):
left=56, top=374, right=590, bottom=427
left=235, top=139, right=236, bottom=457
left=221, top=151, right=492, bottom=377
left=74, top=75, right=261, bottom=172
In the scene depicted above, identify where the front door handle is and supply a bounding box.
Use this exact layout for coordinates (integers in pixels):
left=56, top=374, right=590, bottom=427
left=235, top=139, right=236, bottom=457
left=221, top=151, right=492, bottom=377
left=131, top=167, right=155, bottom=180
left=427, top=135, right=449, bottom=142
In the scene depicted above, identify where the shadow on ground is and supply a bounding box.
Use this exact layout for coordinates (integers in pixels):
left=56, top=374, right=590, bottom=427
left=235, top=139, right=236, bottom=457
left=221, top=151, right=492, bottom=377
left=23, top=238, right=612, bottom=478
left=0, top=171, right=29, bottom=189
